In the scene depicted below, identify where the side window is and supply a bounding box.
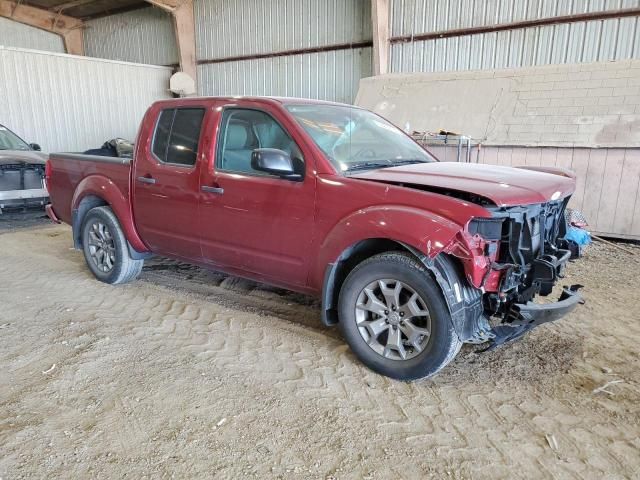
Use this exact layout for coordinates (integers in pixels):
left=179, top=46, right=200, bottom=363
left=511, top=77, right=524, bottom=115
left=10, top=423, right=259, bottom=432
left=151, top=107, right=205, bottom=166
left=216, top=109, right=304, bottom=175
left=152, top=109, right=174, bottom=161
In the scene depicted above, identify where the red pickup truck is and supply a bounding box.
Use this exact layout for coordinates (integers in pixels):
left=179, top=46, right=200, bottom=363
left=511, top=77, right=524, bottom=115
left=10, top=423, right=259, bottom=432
left=46, top=96, right=583, bottom=380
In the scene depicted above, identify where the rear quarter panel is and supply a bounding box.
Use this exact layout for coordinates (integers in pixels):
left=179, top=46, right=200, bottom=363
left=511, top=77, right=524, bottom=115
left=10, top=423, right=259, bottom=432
left=48, top=154, right=147, bottom=251
left=48, top=154, right=130, bottom=222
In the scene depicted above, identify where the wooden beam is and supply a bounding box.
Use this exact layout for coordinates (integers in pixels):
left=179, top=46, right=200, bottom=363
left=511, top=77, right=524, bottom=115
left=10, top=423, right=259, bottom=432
left=145, top=0, right=197, bottom=85
left=0, top=0, right=84, bottom=55
left=371, top=0, right=390, bottom=75
left=145, top=0, right=182, bottom=11
left=50, top=0, right=97, bottom=13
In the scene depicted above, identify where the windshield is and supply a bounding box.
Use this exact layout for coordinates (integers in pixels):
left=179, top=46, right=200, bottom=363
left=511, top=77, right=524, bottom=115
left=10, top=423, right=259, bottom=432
left=0, top=125, right=30, bottom=151
left=285, top=104, right=435, bottom=172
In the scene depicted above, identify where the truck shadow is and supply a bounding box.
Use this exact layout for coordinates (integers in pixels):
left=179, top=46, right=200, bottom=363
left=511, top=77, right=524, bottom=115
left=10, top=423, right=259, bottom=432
left=140, top=256, right=332, bottom=336
left=139, top=256, right=583, bottom=387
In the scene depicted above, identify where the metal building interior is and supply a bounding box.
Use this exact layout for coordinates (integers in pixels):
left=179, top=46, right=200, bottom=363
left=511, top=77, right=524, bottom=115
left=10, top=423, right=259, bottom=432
left=1, top=1, right=639, bottom=478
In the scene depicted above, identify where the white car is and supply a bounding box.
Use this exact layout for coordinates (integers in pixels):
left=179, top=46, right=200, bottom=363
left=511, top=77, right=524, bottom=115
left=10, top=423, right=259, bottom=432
left=0, top=124, right=48, bottom=213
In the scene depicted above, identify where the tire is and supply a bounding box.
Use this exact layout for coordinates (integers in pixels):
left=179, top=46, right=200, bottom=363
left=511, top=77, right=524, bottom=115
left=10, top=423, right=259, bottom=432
left=81, top=206, right=143, bottom=285
left=338, top=252, right=462, bottom=381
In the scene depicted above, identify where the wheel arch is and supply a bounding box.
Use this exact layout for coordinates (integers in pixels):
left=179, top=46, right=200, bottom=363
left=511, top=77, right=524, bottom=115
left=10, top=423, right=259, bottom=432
left=315, top=206, right=462, bottom=326
left=320, top=239, right=487, bottom=343
left=72, top=194, right=107, bottom=248
left=321, top=238, right=425, bottom=326
left=71, top=175, right=149, bottom=255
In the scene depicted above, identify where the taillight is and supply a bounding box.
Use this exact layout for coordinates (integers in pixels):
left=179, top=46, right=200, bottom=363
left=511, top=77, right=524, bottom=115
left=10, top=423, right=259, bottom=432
left=44, top=160, right=52, bottom=192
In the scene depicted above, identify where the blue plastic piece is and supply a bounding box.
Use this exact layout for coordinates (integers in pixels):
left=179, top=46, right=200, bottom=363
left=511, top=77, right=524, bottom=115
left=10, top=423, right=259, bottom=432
left=565, top=226, right=591, bottom=246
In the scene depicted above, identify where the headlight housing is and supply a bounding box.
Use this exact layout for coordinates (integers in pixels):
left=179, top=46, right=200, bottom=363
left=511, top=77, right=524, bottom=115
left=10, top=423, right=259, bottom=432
left=467, top=217, right=504, bottom=241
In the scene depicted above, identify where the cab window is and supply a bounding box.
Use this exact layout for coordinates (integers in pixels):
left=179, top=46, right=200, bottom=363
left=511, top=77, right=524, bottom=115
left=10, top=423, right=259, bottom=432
left=216, top=108, right=304, bottom=176
left=152, top=108, right=205, bottom=166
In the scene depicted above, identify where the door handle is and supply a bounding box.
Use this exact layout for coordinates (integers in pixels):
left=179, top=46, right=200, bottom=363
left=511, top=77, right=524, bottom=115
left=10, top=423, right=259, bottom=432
left=137, top=176, right=156, bottom=185
left=201, top=185, right=224, bottom=194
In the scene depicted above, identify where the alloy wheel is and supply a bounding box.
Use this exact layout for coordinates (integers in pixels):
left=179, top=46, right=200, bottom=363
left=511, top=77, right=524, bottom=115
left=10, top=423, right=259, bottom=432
left=87, top=221, right=116, bottom=273
left=355, top=279, right=431, bottom=360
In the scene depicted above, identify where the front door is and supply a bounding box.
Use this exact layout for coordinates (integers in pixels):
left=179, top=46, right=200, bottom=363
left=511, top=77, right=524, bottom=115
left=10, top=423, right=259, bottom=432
left=198, top=106, right=315, bottom=288
left=133, top=106, right=206, bottom=259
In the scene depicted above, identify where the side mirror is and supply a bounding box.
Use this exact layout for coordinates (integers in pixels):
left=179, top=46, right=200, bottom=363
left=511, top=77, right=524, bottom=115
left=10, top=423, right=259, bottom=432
left=251, top=148, right=302, bottom=181
left=29, top=143, right=41, bottom=151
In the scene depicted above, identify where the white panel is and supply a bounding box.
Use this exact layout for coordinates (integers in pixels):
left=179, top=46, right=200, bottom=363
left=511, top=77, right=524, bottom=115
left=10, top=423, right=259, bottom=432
left=84, top=7, right=178, bottom=66
left=0, top=17, right=65, bottom=53
left=0, top=47, right=172, bottom=152
left=194, top=0, right=372, bottom=60
left=194, top=0, right=372, bottom=105
left=391, top=17, right=640, bottom=72
left=198, top=47, right=372, bottom=104
left=391, top=0, right=640, bottom=36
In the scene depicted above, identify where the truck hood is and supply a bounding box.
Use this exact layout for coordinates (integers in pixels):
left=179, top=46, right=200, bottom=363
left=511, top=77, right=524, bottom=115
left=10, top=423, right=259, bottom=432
left=0, top=150, right=47, bottom=166
left=349, top=162, right=576, bottom=207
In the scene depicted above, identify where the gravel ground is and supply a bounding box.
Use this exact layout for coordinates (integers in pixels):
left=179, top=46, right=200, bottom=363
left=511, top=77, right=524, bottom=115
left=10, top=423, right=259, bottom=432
left=0, top=223, right=639, bottom=479
left=0, top=210, right=49, bottom=233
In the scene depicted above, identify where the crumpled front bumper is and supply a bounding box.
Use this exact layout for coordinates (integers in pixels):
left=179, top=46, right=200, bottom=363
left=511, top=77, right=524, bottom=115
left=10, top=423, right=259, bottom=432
left=484, top=284, right=584, bottom=350
left=511, top=284, right=584, bottom=326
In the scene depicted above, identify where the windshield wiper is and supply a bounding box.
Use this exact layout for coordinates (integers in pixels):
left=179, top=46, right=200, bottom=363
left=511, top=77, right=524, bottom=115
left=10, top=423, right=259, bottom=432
left=346, top=159, right=425, bottom=172
left=387, top=159, right=426, bottom=166
left=345, top=161, right=395, bottom=172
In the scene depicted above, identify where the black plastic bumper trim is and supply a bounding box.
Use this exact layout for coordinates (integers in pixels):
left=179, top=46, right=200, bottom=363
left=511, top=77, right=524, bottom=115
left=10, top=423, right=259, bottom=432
left=480, top=284, right=584, bottom=351
left=511, top=284, right=584, bottom=327
left=321, top=262, right=339, bottom=326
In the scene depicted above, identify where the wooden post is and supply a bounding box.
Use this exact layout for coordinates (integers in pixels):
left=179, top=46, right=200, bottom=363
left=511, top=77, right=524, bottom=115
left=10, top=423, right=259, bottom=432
left=371, top=0, right=390, bottom=76
left=171, top=1, right=197, bottom=82
left=0, top=0, right=84, bottom=55
left=145, top=0, right=197, bottom=86
left=62, top=28, right=84, bottom=55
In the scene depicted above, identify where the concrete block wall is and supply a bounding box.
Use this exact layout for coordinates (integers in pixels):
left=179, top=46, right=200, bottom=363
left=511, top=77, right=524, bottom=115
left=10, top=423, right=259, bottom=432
left=356, top=60, right=640, bottom=148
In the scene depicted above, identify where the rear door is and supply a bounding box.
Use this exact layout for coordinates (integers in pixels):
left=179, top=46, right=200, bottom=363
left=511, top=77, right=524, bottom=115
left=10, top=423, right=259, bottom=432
left=133, top=105, right=206, bottom=259
left=198, top=103, right=316, bottom=288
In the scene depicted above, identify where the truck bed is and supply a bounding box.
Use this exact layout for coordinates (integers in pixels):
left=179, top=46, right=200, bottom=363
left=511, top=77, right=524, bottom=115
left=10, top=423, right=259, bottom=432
left=47, top=153, right=131, bottom=225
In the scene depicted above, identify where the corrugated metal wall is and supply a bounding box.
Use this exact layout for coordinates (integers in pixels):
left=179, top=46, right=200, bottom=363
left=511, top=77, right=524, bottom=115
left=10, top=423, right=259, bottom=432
left=195, top=0, right=373, bottom=103
left=390, top=0, right=640, bottom=72
left=84, top=7, right=178, bottom=66
left=0, top=17, right=65, bottom=53
left=79, top=0, right=373, bottom=103
left=198, top=48, right=372, bottom=103
left=392, top=0, right=640, bottom=35
left=0, top=47, right=172, bottom=152
left=195, top=0, right=372, bottom=58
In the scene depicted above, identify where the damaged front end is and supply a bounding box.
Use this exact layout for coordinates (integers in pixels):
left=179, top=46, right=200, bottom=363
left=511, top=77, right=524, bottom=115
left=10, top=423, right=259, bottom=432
left=0, top=162, right=48, bottom=212
left=443, top=196, right=584, bottom=349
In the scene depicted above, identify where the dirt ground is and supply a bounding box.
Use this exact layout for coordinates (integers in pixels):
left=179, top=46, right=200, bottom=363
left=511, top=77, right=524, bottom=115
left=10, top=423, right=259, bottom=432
left=1, top=223, right=639, bottom=479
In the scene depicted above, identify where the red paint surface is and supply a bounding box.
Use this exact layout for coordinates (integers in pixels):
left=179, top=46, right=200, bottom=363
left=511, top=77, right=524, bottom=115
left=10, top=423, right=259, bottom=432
left=47, top=97, right=576, bottom=295
left=351, top=162, right=575, bottom=207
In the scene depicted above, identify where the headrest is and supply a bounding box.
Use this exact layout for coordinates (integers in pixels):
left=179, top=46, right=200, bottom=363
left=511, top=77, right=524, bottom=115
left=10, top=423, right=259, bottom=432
left=226, top=122, right=248, bottom=149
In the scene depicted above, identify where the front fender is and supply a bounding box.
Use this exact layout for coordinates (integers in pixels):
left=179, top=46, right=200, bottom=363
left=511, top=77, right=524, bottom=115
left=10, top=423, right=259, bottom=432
left=311, top=205, right=463, bottom=290
left=72, top=174, right=148, bottom=253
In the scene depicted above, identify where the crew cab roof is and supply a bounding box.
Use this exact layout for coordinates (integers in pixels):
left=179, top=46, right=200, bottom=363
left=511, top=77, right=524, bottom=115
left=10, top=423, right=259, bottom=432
left=150, top=96, right=359, bottom=109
